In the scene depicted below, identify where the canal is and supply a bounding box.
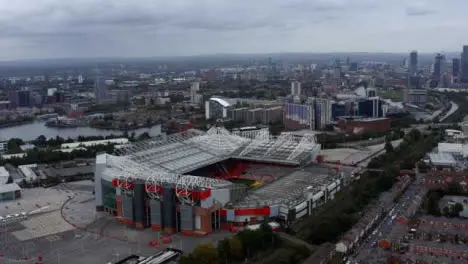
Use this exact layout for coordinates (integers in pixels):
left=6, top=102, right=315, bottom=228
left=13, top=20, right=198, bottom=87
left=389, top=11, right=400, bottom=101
left=0, top=122, right=162, bottom=141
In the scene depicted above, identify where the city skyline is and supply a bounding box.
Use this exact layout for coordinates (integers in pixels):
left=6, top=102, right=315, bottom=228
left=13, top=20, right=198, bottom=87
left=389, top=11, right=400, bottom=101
left=2, top=0, right=468, bottom=60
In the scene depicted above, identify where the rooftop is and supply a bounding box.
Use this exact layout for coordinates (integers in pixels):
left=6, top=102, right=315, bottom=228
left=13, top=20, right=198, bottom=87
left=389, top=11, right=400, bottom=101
left=0, top=183, right=21, bottom=193
left=236, top=165, right=341, bottom=207
left=428, top=152, right=457, bottom=166
left=102, top=127, right=321, bottom=203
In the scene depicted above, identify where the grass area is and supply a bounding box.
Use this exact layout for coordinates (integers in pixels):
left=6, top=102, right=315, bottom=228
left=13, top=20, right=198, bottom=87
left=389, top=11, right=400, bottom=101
left=377, top=89, right=403, bottom=101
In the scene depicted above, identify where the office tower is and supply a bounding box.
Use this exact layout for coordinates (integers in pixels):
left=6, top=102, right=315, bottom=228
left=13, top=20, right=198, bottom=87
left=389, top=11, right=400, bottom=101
left=17, top=90, right=31, bottom=108
left=190, top=82, right=201, bottom=104
left=284, top=103, right=315, bottom=130
left=432, top=53, right=444, bottom=82
left=306, top=97, right=332, bottom=130
left=313, top=98, right=332, bottom=130
left=78, top=75, right=84, bottom=84
left=349, top=62, right=358, bottom=72
left=116, top=90, right=131, bottom=104
left=408, top=76, right=422, bottom=89
left=358, top=98, right=382, bottom=118
left=94, top=76, right=108, bottom=103
left=409, top=51, right=418, bottom=75
left=453, top=58, right=461, bottom=78
left=462, top=46, right=468, bottom=83
left=335, top=59, right=341, bottom=67
left=8, top=91, right=19, bottom=108
left=291, top=81, right=301, bottom=96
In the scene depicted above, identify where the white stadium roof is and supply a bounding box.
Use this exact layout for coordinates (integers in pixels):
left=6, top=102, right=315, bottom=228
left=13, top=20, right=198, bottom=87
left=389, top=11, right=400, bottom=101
left=101, top=126, right=321, bottom=196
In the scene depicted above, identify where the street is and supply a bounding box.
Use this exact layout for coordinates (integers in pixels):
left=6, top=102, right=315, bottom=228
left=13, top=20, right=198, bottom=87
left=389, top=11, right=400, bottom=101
left=347, top=171, right=424, bottom=264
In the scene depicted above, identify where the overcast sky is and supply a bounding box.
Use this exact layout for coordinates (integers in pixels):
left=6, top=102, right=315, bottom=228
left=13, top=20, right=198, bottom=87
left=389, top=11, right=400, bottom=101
left=1, top=0, right=468, bottom=60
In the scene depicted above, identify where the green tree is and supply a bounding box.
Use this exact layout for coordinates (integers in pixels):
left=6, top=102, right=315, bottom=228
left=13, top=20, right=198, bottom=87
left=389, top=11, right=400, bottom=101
left=192, top=243, right=218, bottom=264
left=443, top=206, right=450, bottom=216
left=179, top=254, right=196, bottom=264
left=7, top=138, right=24, bottom=154
left=384, top=140, right=394, bottom=153
left=228, top=236, right=244, bottom=261
left=447, top=182, right=463, bottom=195
left=137, top=132, right=151, bottom=141
left=35, top=135, right=47, bottom=147
left=452, top=203, right=464, bottom=217
left=217, top=238, right=231, bottom=264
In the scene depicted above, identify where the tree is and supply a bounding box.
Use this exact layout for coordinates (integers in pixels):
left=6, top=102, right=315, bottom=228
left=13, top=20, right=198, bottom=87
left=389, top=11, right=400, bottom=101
left=7, top=138, right=24, bottom=154
left=179, top=254, right=196, bottom=264
left=447, top=182, right=463, bottom=195
left=35, top=135, right=47, bottom=147
left=452, top=203, right=464, bottom=217
left=192, top=243, right=218, bottom=264
left=137, top=132, right=151, bottom=141
left=384, top=140, right=394, bottom=153
left=443, top=206, right=450, bottom=216
left=217, top=238, right=231, bottom=264
left=228, top=236, right=244, bottom=261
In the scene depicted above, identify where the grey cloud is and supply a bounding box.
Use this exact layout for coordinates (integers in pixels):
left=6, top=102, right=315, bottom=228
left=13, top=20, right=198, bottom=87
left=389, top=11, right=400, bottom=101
left=0, top=0, right=467, bottom=60
left=406, top=2, right=435, bottom=16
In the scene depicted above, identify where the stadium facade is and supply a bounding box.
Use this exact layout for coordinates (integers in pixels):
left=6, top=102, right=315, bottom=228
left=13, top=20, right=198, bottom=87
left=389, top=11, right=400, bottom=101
left=94, top=125, right=351, bottom=235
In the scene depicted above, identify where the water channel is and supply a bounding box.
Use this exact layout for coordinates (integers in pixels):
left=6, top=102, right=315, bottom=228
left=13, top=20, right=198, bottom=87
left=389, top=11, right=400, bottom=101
left=0, top=122, right=162, bottom=141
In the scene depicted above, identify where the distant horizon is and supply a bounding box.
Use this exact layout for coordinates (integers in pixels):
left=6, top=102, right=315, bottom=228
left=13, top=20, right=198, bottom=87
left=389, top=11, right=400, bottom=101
left=0, top=51, right=465, bottom=64
left=3, top=1, right=468, bottom=61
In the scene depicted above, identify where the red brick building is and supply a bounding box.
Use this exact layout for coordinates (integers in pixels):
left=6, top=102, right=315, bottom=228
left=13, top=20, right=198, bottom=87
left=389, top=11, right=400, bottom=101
left=336, top=117, right=391, bottom=134
left=422, top=171, right=468, bottom=191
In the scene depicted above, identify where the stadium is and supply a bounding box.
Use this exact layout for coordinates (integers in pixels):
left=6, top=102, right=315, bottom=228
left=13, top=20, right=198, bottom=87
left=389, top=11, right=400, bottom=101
left=94, top=124, right=350, bottom=236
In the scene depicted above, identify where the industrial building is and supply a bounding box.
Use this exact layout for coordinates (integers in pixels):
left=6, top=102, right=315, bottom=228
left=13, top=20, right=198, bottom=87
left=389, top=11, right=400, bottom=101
left=407, top=89, right=428, bottom=105
left=0, top=166, right=10, bottom=185
left=336, top=117, right=391, bottom=134
left=92, top=125, right=351, bottom=236
left=0, top=183, right=21, bottom=201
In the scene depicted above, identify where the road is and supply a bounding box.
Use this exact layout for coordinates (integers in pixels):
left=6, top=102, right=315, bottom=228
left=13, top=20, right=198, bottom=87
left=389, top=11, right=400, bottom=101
left=347, top=171, right=425, bottom=264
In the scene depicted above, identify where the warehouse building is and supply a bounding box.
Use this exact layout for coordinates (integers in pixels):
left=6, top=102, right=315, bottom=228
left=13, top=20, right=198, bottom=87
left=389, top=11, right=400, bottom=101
left=0, top=183, right=21, bottom=201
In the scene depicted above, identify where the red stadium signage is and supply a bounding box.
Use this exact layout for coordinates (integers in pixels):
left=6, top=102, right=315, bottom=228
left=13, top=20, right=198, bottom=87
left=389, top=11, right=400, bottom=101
left=233, top=207, right=270, bottom=216
left=177, top=189, right=211, bottom=200
left=111, top=178, right=135, bottom=190
left=145, top=184, right=163, bottom=194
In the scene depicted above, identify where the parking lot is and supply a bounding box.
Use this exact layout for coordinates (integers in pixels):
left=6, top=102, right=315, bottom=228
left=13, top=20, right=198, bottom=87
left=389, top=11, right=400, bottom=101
left=0, top=182, right=233, bottom=263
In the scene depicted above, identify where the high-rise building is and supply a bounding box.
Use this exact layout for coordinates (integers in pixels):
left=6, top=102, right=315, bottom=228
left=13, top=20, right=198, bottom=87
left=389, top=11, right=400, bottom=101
left=8, top=91, right=19, bottom=109
left=190, top=82, right=202, bottom=105
left=290, top=81, right=301, bottom=96
left=409, top=51, right=418, bottom=75
left=94, top=76, right=108, bottom=103
left=432, top=53, right=445, bottom=82
left=116, top=90, right=131, bottom=104
left=307, top=97, right=332, bottom=130
left=408, top=76, right=422, bottom=89
left=17, top=90, right=31, bottom=108
left=78, top=75, right=84, bottom=84
left=453, top=58, right=461, bottom=78
left=358, top=97, right=382, bottom=118
left=461, top=46, right=468, bottom=83
left=349, top=62, right=358, bottom=72
left=283, top=103, right=315, bottom=130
